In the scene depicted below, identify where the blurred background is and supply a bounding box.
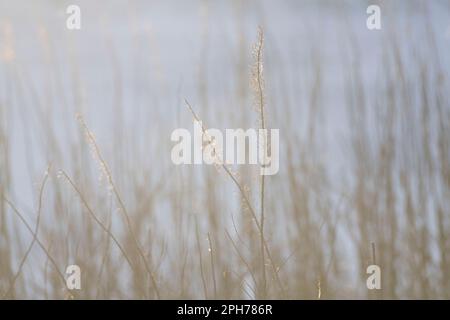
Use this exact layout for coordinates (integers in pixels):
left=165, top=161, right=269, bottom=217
left=1, top=0, right=450, bottom=299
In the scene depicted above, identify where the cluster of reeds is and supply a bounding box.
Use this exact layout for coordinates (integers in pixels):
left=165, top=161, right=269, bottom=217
left=0, top=1, right=449, bottom=299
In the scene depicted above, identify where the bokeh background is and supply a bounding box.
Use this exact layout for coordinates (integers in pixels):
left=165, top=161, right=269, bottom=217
left=1, top=0, right=450, bottom=299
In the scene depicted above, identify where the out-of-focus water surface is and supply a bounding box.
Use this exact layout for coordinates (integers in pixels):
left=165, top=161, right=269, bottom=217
left=1, top=0, right=450, bottom=298
left=2, top=0, right=449, bottom=210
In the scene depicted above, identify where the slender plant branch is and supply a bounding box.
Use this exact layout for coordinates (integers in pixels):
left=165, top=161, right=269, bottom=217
left=3, top=166, right=50, bottom=298
left=184, top=99, right=285, bottom=297
left=77, top=115, right=161, bottom=299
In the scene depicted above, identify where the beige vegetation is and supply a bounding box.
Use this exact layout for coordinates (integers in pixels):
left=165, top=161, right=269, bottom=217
left=1, top=1, right=450, bottom=299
